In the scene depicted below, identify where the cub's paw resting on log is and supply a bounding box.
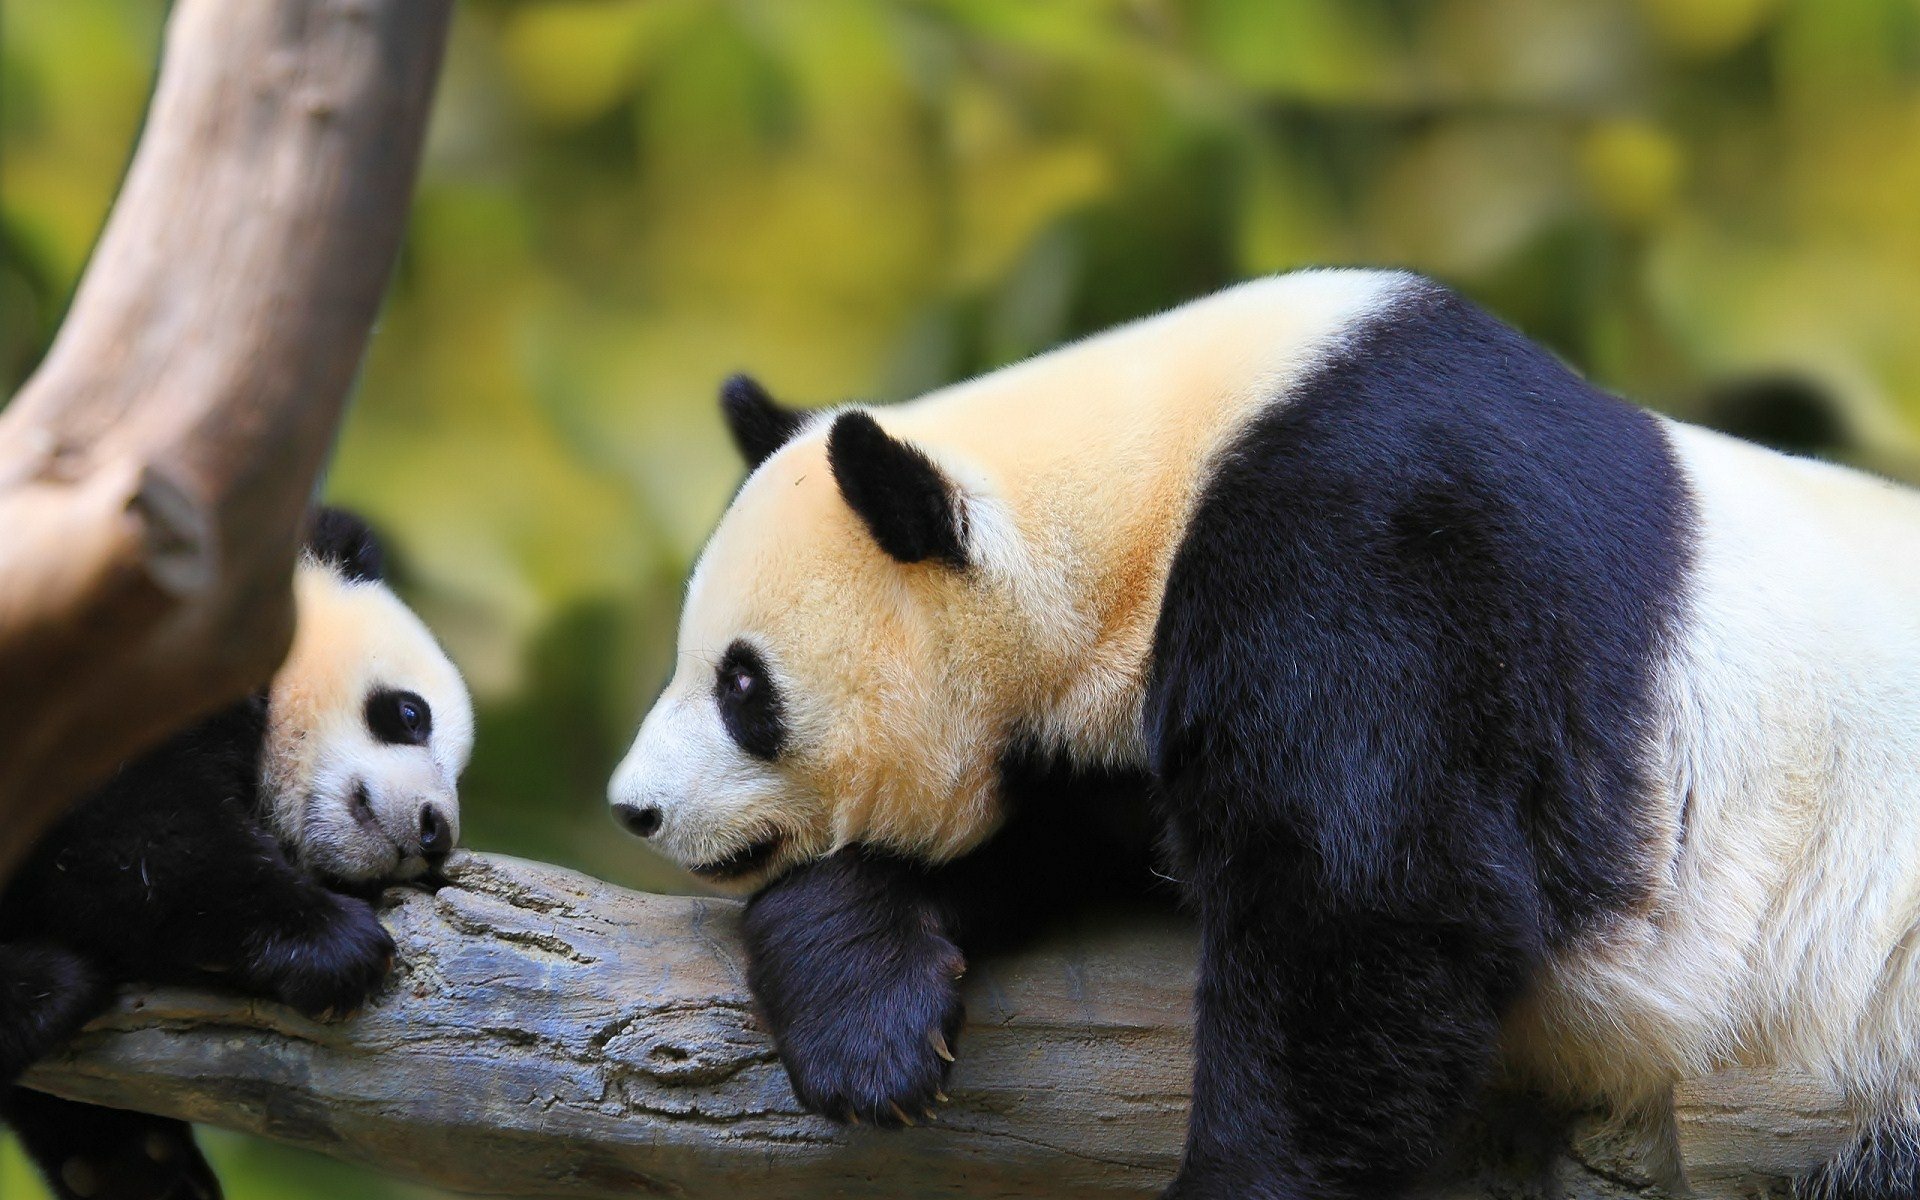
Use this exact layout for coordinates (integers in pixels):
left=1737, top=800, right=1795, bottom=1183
left=240, top=887, right=397, bottom=1020
left=744, top=849, right=964, bottom=1128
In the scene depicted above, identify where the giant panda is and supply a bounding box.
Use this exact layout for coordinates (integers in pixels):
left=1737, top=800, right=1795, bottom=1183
left=607, top=269, right=1920, bottom=1199
left=0, top=507, right=474, bottom=1200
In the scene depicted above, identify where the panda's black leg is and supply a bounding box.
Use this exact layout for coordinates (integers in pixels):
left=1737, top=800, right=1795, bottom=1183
left=744, top=761, right=1158, bottom=1132
left=144, top=830, right=393, bottom=1019
left=743, top=848, right=964, bottom=1129
left=2, top=1086, right=221, bottom=1200
left=228, top=871, right=395, bottom=1019
left=1796, top=1121, right=1920, bottom=1200
left=0, top=943, right=108, bottom=1086
left=17, top=782, right=392, bottom=1019
left=1164, top=864, right=1521, bottom=1200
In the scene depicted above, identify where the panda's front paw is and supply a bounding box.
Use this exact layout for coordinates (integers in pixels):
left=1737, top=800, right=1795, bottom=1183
left=775, top=951, right=964, bottom=1129
left=243, top=890, right=394, bottom=1019
left=744, top=849, right=966, bottom=1129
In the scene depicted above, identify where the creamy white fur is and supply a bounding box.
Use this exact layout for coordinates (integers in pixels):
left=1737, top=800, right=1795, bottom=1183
left=1510, top=423, right=1920, bottom=1137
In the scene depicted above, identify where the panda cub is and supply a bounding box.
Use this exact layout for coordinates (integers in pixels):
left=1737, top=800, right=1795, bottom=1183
left=0, top=508, right=473, bottom=1200
left=609, top=270, right=1920, bottom=1199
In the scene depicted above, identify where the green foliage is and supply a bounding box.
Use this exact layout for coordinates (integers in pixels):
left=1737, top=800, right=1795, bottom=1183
left=4, top=1, right=1919, bottom=1196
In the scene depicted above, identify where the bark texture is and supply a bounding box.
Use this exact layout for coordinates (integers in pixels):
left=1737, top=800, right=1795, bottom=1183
left=22, top=854, right=1852, bottom=1199
left=0, top=0, right=451, bottom=876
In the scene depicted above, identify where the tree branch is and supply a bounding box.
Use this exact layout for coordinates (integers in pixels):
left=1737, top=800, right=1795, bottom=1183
left=20, top=855, right=1851, bottom=1199
left=0, top=0, right=451, bottom=877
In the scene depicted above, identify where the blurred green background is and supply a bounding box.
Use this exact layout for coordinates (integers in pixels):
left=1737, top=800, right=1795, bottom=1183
left=5, top=0, right=1920, bottom=1195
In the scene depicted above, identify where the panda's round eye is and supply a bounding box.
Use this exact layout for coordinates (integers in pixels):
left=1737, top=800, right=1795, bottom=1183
left=367, top=689, right=433, bottom=746
left=714, top=641, right=784, bottom=761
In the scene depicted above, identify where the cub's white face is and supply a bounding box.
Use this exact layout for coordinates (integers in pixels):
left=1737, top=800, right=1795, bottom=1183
left=263, top=558, right=475, bottom=884
left=608, top=429, right=1025, bottom=892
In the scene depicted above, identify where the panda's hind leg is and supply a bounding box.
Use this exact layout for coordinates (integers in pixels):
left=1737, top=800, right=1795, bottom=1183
left=1796, top=1121, right=1920, bottom=1200
left=2, top=1086, right=221, bottom=1200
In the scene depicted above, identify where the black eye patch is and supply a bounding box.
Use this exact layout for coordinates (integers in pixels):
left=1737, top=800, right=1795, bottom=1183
left=715, top=641, right=785, bottom=761
left=366, top=688, right=433, bottom=746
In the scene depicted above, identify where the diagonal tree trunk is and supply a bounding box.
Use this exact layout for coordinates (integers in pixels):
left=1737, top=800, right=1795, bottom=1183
left=0, top=0, right=451, bottom=879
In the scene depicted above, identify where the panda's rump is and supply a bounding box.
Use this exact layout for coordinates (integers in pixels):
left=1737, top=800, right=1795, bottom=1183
left=1513, top=422, right=1920, bottom=1110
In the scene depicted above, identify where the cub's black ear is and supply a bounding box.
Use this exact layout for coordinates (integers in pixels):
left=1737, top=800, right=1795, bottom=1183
left=826, top=411, right=967, bottom=568
left=305, top=507, right=385, bottom=583
left=721, top=373, right=805, bottom=469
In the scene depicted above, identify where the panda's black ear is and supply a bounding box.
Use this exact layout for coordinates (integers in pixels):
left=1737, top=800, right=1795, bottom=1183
left=304, top=507, right=385, bottom=583
left=720, top=373, right=805, bottom=469
left=827, top=411, right=967, bottom=568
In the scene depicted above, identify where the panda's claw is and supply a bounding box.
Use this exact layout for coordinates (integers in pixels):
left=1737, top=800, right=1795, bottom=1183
left=770, top=966, right=963, bottom=1131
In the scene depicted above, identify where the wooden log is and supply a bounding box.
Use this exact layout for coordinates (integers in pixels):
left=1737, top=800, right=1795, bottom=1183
left=0, top=0, right=451, bottom=877
left=20, top=854, right=1855, bottom=1199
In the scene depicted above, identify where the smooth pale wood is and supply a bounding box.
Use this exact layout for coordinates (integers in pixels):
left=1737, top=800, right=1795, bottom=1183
left=20, top=855, right=1856, bottom=1199
left=1674, top=1068, right=1853, bottom=1196
left=0, top=0, right=451, bottom=877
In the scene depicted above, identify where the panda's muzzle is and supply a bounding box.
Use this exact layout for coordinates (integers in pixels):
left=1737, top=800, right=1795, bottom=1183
left=688, top=833, right=785, bottom=883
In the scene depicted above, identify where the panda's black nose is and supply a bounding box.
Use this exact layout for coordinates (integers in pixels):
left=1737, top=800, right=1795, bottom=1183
left=419, top=805, right=452, bottom=861
left=616, top=804, right=663, bottom=838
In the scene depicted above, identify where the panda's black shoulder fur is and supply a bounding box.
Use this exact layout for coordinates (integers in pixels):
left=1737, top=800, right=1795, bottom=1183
left=1143, top=279, right=1696, bottom=1196
left=1149, top=278, right=1695, bottom=932
left=0, top=699, right=270, bottom=987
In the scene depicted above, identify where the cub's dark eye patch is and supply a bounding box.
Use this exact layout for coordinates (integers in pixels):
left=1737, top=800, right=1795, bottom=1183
left=715, top=641, right=784, bottom=761
left=367, top=689, right=433, bottom=746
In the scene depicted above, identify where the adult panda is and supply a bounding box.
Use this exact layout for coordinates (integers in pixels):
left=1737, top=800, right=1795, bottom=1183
left=609, top=269, right=1920, bottom=1199
left=0, top=507, right=473, bottom=1200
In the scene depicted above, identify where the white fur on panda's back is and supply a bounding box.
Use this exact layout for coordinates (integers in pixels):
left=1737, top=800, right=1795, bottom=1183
left=1515, top=422, right=1920, bottom=1117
